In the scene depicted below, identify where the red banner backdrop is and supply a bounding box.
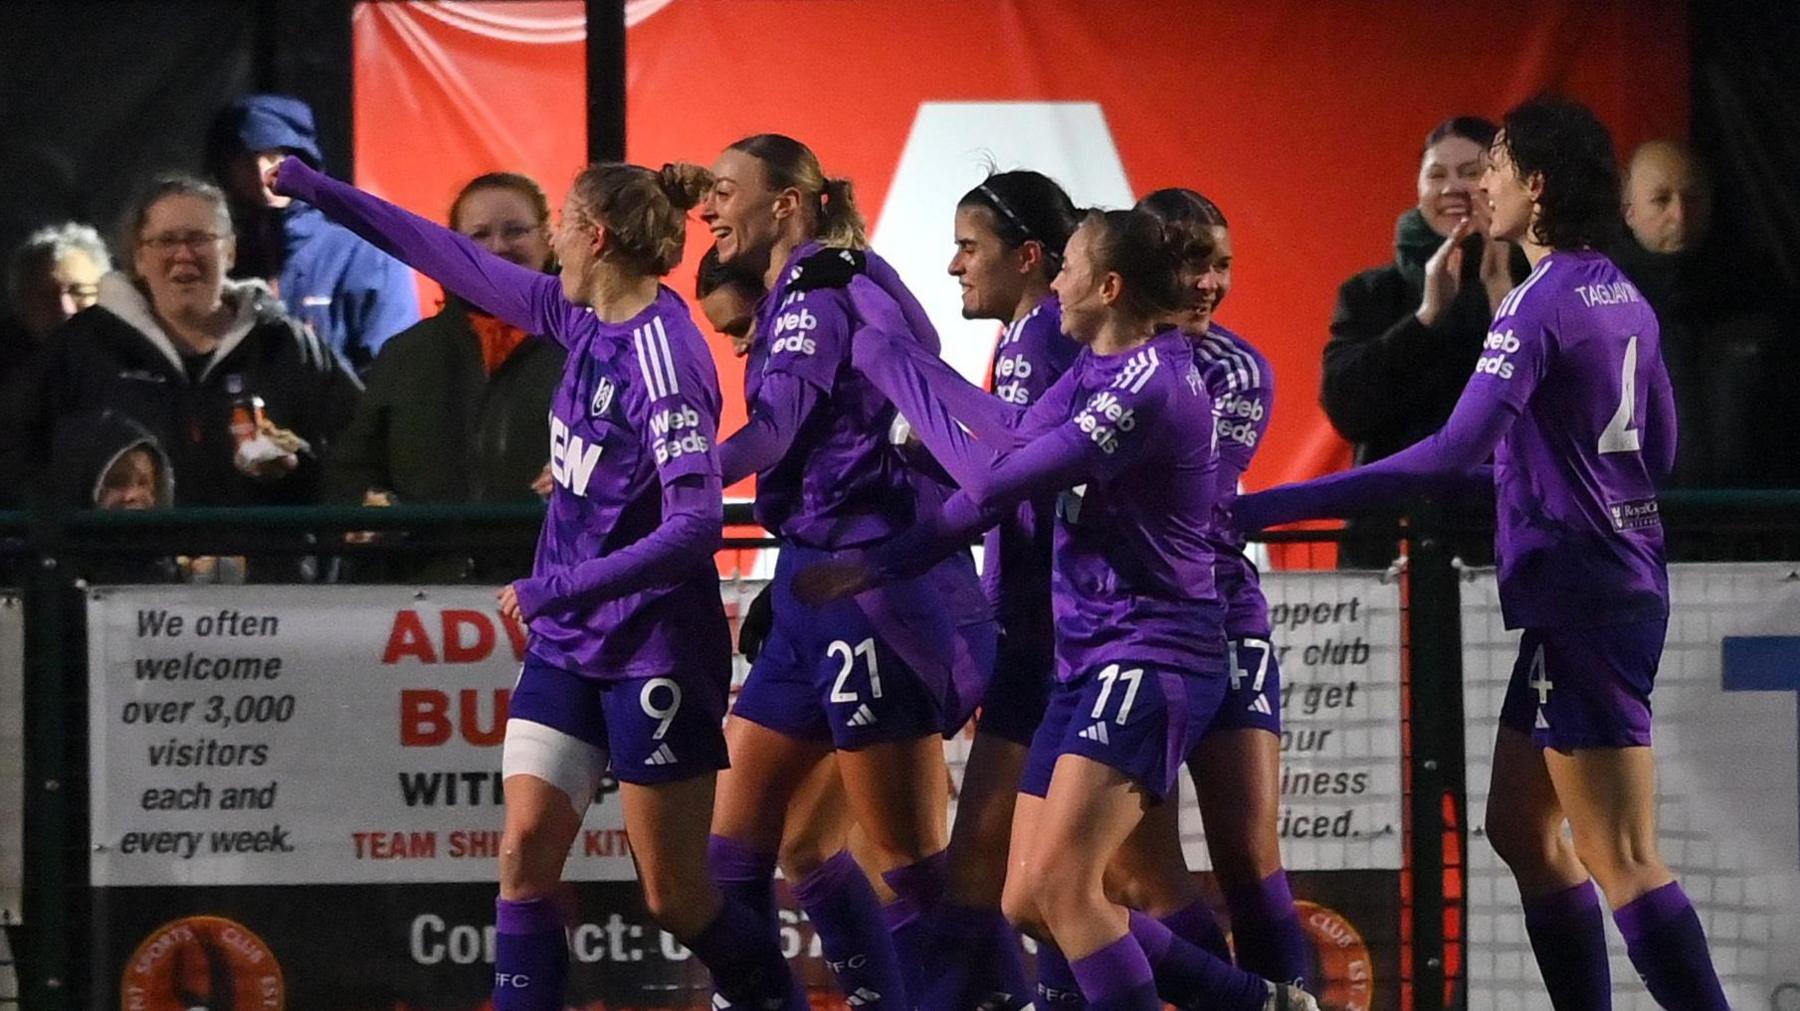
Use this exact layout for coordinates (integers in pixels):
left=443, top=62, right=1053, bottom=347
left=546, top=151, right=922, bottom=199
left=352, top=1, right=588, bottom=314
left=354, top=0, right=1687, bottom=522
left=625, top=0, right=1687, bottom=501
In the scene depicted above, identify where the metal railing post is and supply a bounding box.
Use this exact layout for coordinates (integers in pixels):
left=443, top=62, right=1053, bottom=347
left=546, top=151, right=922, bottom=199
left=1405, top=502, right=1467, bottom=1011
left=19, top=512, right=71, bottom=1011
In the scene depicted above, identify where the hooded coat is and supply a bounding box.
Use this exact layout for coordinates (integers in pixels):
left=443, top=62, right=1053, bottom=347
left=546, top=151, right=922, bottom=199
left=2, top=273, right=361, bottom=509
left=48, top=408, right=182, bottom=582
left=51, top=408, right=175, bottom=509
left=209, top=94, right=419, bottom=373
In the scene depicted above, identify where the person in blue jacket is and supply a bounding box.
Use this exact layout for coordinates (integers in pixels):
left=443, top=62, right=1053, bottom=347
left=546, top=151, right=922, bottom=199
left=207, top=93, right=418, bottom=373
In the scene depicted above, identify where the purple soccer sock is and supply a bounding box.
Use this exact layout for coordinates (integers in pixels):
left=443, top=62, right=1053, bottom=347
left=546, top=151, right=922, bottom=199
left=686, top=897, right=808, bottom=1011
left=1129, top=909, right=1270, bottom=1010
left=792, top=850, right=907, bottom=1009
left=1069, top=934, right=1162, bottom=1011
left=1223, top=870, right=1311, bottom=986
left=709, top=834, right=778, bottom=928
left=493, top=896, right=567, bottom=1011
left=880, top=850, right=949, bottom=992
left=1159, top=898, right=1231, bottom=962
left=1612, top=881, right=1730, bottom=1011
left=1035, top=939, right=1089, bottom=1008
left=1521, top=879, right=1610, bottom=1010
left=915, top=904, right=1032, bottom=1011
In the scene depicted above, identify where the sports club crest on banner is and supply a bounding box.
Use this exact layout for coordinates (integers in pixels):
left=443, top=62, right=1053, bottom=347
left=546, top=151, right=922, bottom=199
left=120, top=915, right=285, bottom=1010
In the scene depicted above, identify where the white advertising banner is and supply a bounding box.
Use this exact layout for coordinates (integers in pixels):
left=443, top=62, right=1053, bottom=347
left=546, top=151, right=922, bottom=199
left=88, top=586, right=634, bottom=886
left=1462, top=563, right=1800, bottom=1009
left=88, top=573, right=1406, bottom=890
left=1176, top=569, right=1406, bottom=871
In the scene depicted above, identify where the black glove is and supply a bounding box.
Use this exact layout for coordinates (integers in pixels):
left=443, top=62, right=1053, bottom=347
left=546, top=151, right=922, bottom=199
left=737, top=582, right=775, bottom=662
left=786, top=247, right=867, bottom=293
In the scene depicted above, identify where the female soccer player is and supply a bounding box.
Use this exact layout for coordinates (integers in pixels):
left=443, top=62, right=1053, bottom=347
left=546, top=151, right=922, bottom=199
left=270, top=157, right=803, bottom=1011
left=696, top=242, right=915, bottom=1008
left=699, top=133, right=986, bottom=1009
left=1234, top=96, right=1728, bottom=1010
left=1095, top=189, right=1309, bottom=989
left=919, top=169, right=1083, bottom=1010
left=802, top=208, right=1315, bottom=1011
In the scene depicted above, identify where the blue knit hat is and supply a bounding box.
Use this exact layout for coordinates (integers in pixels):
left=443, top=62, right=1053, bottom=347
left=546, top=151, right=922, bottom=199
left=219, top=94, right=323, bottom=166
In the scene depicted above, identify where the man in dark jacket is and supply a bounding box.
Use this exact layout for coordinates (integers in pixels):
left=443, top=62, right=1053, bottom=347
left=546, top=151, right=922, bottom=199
left=208, top=94, right=418, bottom=374
left=324, top=171, right=564, bottom=581
left=1320, top=116, right=1527, bottom=567
left=1609, top=139, right=1794, bottom=491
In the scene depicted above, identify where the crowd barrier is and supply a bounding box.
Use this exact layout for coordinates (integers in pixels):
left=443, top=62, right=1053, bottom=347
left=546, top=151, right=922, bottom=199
left=3, top=494, right=1796, bottom=1010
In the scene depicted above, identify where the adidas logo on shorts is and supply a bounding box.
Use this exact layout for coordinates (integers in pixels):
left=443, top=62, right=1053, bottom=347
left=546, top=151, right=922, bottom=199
left=1249, top=694, right=1273, bottom=715
left=847, top=703, right=879, bottom=728
left=644, top=743, right=678, bottom=766
left=847, top=988, right=883, bottom=1007
left=1078, top=721, right=1111, bottom=745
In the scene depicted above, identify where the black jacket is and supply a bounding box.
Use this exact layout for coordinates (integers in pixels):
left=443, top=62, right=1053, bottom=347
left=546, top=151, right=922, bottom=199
left=324, top=298, right=563, bottom=581
left=1320, top=210, right=1525, bottom=566
left=1607, top=228, right=1796, bottom=490
left=325, top=298, right=562, bottom=506
left=2, top=273, right=361, bottom=509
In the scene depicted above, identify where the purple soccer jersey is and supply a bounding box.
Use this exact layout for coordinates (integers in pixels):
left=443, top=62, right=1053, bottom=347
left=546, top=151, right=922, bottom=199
left=1193, top=324, right=1275, bottom=640
left=1044, top=332, right=1227, bottom=678
left=1477, top=250, right=1671, bottom=629
left=1235, top=250, right=1675, bottom=633
left=516, top=289, right=731, bottom=677
left=275, top=159, right=730, bottom=682
left=861, top=323, right=1228, bottom=681
left=984, top=297, right=1079, bottom=639
left=729, top=241, right=912, bottom=549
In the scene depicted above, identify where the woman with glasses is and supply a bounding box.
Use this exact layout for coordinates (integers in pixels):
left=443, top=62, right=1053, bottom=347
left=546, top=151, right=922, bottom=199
left=0, top=174, right=360, bottom=513
left=323, top=172, right=568, bottom=581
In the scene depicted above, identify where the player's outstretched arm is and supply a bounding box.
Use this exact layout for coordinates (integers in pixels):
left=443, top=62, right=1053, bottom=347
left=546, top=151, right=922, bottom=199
left=794, top=428, right=1096, bottom=603
left=847, top=276, right=1022, bottom=450
left=271, top=158, right=574, bottom=344
left=1235, top=381, right=1514, bottom=532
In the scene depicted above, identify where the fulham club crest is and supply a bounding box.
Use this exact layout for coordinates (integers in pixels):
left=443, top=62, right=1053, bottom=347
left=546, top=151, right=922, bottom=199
left=590, top=376, right=616, bottom=418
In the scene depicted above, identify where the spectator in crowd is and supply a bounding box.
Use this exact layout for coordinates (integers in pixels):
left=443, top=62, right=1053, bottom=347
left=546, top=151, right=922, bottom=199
left=324, top=172, right=565, bottom=581
left=0, top=174, right=360, bottom=515
left=49, top=408, right=184, bottom=582
left=207, top=93, right=418, bottom=373
left=1320, top=115, right=1527, bottom=566
left=57, top=410, right=172, bottom=512
left=48, top=407, right=248, bottom=583
left=1609, top=139, right=1791, bottom=488
left=1, top=222, right=110, bottom=383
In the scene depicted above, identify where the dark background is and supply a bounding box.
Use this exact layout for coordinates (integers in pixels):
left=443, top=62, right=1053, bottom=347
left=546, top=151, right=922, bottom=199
left=0, top=0, right=627, bottom=317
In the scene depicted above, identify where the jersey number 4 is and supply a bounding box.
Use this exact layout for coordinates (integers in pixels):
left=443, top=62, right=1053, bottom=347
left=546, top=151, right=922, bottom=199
left=1598, top=335, right=1642, bottom=455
